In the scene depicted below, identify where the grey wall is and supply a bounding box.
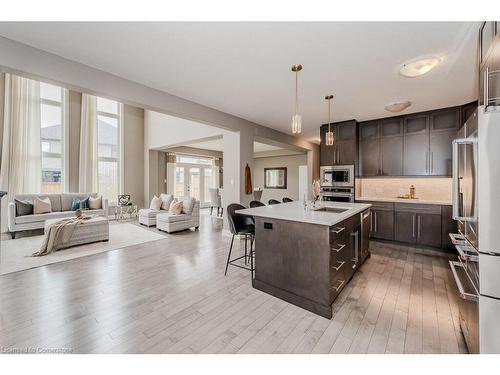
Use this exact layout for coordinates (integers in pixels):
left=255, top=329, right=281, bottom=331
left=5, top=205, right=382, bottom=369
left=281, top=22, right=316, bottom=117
left=123, top=104, right=145, bottom=207
left=253, top=154, right=308, bottom=203
left=68, top=90, right=81, bottom=192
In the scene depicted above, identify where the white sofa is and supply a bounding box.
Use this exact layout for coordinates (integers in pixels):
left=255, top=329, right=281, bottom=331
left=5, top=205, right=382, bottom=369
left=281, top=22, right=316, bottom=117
left=138, top=194, right=174, bottom=227
left=8, top=193, right=108, bottom=238
left=157, top=198, right=200, bottom=233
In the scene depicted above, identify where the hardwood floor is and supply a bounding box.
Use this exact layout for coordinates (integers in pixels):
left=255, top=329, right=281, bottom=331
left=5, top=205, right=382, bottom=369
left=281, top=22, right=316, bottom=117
left=0, top=214, right=467, bottom=354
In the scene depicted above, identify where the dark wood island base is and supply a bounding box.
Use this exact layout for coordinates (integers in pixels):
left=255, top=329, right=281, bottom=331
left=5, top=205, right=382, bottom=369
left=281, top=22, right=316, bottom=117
left=251, top=209, right=371, bottom=319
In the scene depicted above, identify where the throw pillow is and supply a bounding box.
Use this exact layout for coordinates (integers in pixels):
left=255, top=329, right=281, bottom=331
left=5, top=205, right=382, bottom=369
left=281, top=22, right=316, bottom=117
left=71, top=197, right=89, bottom=211
left=159, top=194, right=173, bottom=210
left=181, top=196, right=196, bottom=215
left=15, top=199, right=34, bottom=216
left=33, top=197, right=52, bottom=214
left=169, top=199, right=183, bottom=215
left=89, top=196, right=102, bottom=210
left=150, top=195, right=162, bottom=210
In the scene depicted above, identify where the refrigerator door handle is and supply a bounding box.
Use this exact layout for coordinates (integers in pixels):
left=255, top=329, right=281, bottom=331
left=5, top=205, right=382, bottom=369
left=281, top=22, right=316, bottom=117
left=452, top=138, right=476, bottom=221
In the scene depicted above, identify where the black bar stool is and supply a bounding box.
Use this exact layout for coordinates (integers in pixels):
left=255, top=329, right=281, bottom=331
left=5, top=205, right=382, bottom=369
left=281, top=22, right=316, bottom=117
left=282, top=197, right=293, bottom=203
left=225, top=203, right=255, bottom=278
left=268, top=199, right=281, bottom=205
left=250, top=200, right=265, bottom=208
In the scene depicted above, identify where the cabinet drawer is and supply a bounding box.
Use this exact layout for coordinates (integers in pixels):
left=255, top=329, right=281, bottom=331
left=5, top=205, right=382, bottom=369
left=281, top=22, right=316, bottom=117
left=359, top=201, right=394, bottom=211
left=330, top=222, right=347, bottom=242
left=395, top=203, right=441, bottom=215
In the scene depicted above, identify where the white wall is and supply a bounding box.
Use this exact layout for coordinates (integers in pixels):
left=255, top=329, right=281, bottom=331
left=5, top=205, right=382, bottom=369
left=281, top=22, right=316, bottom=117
left=144, top=110, right=232, bottom=150
left=253, top=154, right=308, bottom=203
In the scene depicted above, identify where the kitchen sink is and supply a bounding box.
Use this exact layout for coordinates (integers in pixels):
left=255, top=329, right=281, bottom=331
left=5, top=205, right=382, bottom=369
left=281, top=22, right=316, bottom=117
left=313, top=207, right=349, bottom=213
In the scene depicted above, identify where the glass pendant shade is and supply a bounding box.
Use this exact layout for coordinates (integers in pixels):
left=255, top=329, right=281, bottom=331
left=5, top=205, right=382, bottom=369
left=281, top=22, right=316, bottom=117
left=292, top=114, right=302, bottom=134
left=326, top=129, right=334, bottom=145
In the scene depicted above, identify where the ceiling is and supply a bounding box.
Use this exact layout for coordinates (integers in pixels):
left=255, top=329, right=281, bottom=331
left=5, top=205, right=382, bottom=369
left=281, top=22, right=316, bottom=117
left=0, top=22, right=479, bottom=142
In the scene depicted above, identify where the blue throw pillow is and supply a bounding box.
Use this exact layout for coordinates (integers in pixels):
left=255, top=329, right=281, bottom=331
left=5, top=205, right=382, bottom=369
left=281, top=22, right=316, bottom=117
left=71, top=197, right=89, bottom=210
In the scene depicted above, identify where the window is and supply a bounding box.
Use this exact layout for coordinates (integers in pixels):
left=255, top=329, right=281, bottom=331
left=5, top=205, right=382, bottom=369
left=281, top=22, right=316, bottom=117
left=96, top=97, right=122, bottom=201
left=40, top=82, right=67, bottom=193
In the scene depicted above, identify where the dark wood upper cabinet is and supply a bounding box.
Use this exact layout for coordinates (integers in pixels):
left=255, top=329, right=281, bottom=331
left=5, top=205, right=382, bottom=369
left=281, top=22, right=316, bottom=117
left=403, top=133, right=429, bottom=176
left=429, top=131, right=455, bottom=176
left=336, top=120, right=357, bottom=141
left=380, top=118, right=403, bottom=137
left=430, top=107, right=460, bottom=133
left=337, top=140, right=357, bottom=165
left=320, top=125, right=335, bottom=166
left=359, top=138, right=380, bottom=176
left=359, top=120, right=379, bottom=140
left=380, top=136, right=403, bottom=175
left=404, top=113, right=429, bottom=135
left=326, top=104, right=467, bottom=176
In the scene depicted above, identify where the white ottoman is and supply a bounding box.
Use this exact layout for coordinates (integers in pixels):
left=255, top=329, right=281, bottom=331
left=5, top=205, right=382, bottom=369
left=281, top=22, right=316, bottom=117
left=138, top=208, right=161, bottom=227
left=157, top=212, right=195, bottom=233
left=44, top=216, right=109, bottom=250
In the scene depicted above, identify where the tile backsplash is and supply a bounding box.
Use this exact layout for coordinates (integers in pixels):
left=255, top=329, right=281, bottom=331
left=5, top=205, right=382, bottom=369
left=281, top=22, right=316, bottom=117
left=356, top=178, right=452, bottom=202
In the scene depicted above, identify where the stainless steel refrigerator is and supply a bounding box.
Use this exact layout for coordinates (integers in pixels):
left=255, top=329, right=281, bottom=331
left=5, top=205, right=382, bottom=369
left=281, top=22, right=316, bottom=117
left=451, top=104, right=500, bottom=354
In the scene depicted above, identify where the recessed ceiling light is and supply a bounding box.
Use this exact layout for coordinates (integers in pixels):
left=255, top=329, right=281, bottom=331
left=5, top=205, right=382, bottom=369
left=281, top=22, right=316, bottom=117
left=385, top=101, right=412, bottom=113
left=399, top=57, right=441, bottom=78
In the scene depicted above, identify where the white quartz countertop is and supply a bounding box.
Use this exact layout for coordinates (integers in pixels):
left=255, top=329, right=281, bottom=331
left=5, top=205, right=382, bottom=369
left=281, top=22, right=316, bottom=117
left=236, top=201, right=372, bottom=226
left=356, top=197, right=452, bottom=205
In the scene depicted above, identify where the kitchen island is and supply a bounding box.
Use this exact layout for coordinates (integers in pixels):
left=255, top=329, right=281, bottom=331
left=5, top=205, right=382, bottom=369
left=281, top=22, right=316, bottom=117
left=237, top=201, right=372, bottom=318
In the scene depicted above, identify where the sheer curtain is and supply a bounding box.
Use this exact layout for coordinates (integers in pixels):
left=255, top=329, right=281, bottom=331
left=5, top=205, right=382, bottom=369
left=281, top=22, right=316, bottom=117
left=165, top=152, right=176, bottom=195
left=78, top=93, right=98, bottom=193
left=0, top=73, right=42, bottom=196
left=0, top=73, right=42, bottom=232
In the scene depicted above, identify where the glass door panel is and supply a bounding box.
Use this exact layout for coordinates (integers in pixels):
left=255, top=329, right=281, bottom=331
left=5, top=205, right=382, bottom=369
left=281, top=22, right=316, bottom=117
left=175, top=166, right=186, bottom=198
left=189, top=167, right=200, bottom=201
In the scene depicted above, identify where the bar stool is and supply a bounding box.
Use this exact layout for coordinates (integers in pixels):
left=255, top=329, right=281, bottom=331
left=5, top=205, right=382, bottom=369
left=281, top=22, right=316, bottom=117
left=282, top=197, right=293, bottom=203
left=225, top=203, right=255, bottom=278
left=250, top=200, right=266, bottom=208
left=268, top=199, right=281, bottom=205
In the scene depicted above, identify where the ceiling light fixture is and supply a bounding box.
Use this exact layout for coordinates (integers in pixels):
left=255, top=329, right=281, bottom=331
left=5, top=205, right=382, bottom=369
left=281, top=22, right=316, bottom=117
left=291, top=64, right=302, bottom=134
left=325, top=95, right=334, bottom=146
left=385, top=101, right=412, bottom=113
left=399, top=56, right=441, bottom=78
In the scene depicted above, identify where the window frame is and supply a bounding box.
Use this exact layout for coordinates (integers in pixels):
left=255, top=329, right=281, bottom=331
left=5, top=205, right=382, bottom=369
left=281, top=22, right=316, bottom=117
left=39, top=84, right=69, bottom=193
left=96, top=98, right=124, bottom=199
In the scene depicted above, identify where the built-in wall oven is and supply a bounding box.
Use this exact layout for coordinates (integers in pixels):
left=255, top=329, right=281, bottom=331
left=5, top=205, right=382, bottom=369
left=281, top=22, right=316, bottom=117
left=320, top=165, right=354, bottom=188
left=321, top=187, right=354, bottom=202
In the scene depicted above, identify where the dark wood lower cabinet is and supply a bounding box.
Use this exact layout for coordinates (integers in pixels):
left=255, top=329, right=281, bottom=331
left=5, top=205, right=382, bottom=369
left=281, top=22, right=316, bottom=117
left=371, top=209, right=395, bottom=240
left=417, top=213, right=442, bottom=248
left=394, top=211, right=416, bottom=243
left=359, top=200, right=451, bottom=251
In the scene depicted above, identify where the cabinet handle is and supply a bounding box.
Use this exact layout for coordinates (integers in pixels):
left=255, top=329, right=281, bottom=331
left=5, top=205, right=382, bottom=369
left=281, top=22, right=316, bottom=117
left=332, top=261, right=345, bottom=271
left=370, top=213, right=373, bottom=231
left=484, top=67, right=489, bottom=109
left=331, top=243, right=346, bottom=252
left=374, top=212, right=377, bottom=232
left=425, top=152, right=429, bottom=174
left=412, top=214, right=416, bottom=238
left=331, top=279, right=345, bottom=292
left=431, top=152, right=434, bottom=174
left=332, top=226, right=345, bottom=234
left=417, top=215, right=421, bottom=240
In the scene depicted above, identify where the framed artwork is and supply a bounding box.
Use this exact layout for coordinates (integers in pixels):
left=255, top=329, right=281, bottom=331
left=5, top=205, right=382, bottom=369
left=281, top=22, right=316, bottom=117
left=118, top=194, right=131, bottom=206
left=264, top=167, right=287, bottom=189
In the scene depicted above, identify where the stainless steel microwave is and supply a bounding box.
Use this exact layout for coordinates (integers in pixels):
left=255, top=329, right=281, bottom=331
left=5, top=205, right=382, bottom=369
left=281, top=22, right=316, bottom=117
left=320, top=165, right=354, bottom=187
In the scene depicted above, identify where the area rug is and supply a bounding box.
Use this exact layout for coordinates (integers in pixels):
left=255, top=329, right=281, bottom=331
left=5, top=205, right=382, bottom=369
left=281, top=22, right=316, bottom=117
left=0, top=222, right=165, bottom=275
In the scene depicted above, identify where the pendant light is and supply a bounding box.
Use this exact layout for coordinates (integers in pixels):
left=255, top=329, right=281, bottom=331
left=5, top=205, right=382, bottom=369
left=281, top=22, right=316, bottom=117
left=325, top=95, right=334, bottom=146
left=291, top=64, right=302, bottom=134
